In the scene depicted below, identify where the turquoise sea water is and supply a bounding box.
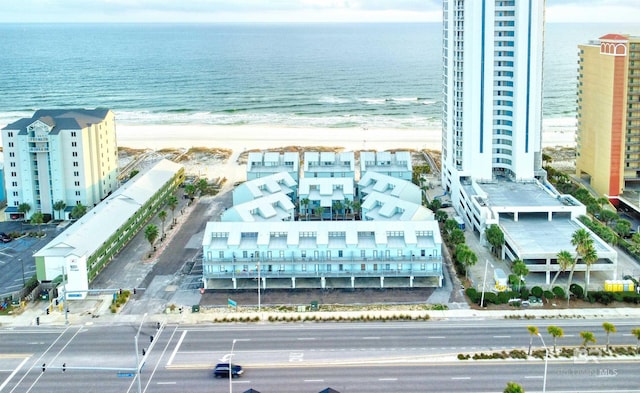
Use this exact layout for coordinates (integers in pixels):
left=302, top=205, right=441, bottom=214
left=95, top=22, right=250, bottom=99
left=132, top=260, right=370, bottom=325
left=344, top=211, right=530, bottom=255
left=0, top=22, right=639, bottom=129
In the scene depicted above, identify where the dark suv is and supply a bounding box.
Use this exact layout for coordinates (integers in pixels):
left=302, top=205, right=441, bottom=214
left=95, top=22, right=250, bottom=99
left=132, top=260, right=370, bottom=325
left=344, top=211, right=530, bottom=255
left=0, top=232, right=11, bottom=243
left=213, top=363, right=243, bottom=378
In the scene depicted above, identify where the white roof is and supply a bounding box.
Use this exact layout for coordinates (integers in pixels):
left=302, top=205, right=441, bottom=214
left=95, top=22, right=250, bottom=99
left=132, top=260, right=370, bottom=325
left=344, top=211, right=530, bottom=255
left=358, top=171, right=420, bottom=202
left=222, top=192, right=295, bottom=222
left=360, top=151, right=412, bottom=172
left=237, top=172, right=297, bottom=199
left=361, top=192, right=434, bottom=221
left=34, top=159, right=184, bottom=259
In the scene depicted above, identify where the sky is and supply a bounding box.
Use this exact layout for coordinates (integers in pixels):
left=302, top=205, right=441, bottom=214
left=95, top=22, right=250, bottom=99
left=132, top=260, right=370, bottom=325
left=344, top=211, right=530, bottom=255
left=0, top=0, right=638, bottom=24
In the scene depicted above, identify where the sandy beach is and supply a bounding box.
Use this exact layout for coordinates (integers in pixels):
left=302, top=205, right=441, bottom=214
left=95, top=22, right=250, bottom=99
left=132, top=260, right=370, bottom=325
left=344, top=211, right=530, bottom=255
left=116, top=120, right=576, bottom=152
left=116, top=121, right=577, bottom=185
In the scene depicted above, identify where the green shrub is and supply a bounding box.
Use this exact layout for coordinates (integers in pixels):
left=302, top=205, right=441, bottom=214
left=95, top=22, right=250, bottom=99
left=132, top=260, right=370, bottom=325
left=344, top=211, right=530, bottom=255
left=497, top=291, right=510, bottom=304
left=552, top=286, right=566, bottom=299
left=531, top=286, right=543, bottom=298
left=465, top=287, right=479, bottom=303
left=483, top=292, right=497, bottom=304
left=570, top=283, right=584, bottom=299
left=520, top=287, right=530, bottom=299
left=543, top=290, right=554, bottom=302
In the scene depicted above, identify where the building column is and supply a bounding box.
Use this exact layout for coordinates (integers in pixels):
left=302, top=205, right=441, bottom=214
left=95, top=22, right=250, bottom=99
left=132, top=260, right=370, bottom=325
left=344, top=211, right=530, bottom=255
left=321, top=277, right=326, bottom=289
left=409, top=276, right=414, bottom=288
left=351, top=276, right=355, bottom=288
left=261, top=277, right=266, bottom=290
left=546, top=258, right=551, bottom=285
left=232, top=277, right=237, bottom=290
left=380, top=276, right=384, bottom=288
left=291, top=277, right=296, bottom=289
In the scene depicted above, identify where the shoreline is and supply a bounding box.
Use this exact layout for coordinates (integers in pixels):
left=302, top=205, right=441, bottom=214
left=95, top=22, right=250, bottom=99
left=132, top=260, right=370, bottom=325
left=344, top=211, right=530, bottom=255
left=115, top=123, right=577, bottom=151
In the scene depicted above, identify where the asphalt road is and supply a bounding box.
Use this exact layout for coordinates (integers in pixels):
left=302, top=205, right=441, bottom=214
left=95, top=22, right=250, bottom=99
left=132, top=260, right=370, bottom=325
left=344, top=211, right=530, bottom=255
left=2, top=320, right=639, bottom=393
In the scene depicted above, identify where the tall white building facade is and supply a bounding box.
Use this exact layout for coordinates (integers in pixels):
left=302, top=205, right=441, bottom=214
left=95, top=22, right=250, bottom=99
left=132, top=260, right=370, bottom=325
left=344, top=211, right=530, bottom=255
left=2, top=109, right=119, bottom=219
left=441, top=0, right=545, bottom=208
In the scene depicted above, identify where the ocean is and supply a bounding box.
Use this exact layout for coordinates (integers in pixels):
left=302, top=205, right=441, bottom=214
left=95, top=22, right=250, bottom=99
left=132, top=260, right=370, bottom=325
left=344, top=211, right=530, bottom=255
left=1, top=22, right=639, bottom=130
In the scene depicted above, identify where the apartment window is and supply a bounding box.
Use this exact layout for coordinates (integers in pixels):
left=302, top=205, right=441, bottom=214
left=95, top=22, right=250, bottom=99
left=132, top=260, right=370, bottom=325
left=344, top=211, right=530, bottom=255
left=7, top=132, right=13, bottom=137
left=71, top=132, right=77, bottom=137
left=10, top=162, right=15, bottom=167
left=242, top=251, right=248, bottom=258
left=11, top=181, right=17, bottom=187
left=71, top=141, right=77, bottom=147
left=11, top=172, right=16, bottom=177
left=75, top=191, right=80, bottom=196
left=301, top=251, right=307, bottom=258
left=9, top=152, right=14, bottom=157
left=72, top=152, right=78, bottom=157
left=219, top=251, right=224, bottom=259
left=74, top=171, right=79, bottom=176
left=73, top=162, right=79, bottom=167
left=8, top=142, right=13, bottom=147
left=74, top=181, right=80, bottom=186
left=12, top=191, right=18, bottom=197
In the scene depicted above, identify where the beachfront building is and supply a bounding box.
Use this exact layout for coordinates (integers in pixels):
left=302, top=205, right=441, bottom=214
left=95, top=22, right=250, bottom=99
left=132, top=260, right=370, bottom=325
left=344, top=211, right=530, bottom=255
left=298, top=177, right=354, bottom=220
left=232, top=172, right=297, bottom=205
left=358, top=172, right=422, bottom=205
left=1, top=109, right=119, bottom=220
left=575, top=34, right=640, bottom=204
left=202, top=220, right=443, bottom=290
left=33, top=159, right=184, bottom=299
left=440, top=1, right=617, bottom=285
left=246, top=152, right=299, bottom=182
left=303, top=151, right=355, bottom=179
left=360, top=151, right=412, bottom=181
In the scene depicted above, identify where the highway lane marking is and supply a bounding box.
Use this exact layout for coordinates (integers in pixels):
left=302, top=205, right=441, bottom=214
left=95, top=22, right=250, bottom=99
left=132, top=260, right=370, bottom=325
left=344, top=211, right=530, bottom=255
left=0, top=356, right=30, bottom=392
left=451, top=377, right=470, bottom=380
left=297, top=337, right=316, bottom=340
left=378, top=378, right=397, bottom=381
left=304, top=379, right=324, bottom=382
left=427, top=336, right=446, bottom=339
left=157, top=382, right=176, bottom=385
left=493, top=335, right=511, bottom=338
left=525, top=376, right=542, bottom=379
left=167, top=330, right=187, bottom=366
left=362, top=337, right=380, bottom=340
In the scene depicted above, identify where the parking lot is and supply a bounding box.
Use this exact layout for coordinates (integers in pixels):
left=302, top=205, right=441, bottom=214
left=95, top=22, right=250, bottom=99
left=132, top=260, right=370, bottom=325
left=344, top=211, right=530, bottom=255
left=0, top=220, right=64, bottom=298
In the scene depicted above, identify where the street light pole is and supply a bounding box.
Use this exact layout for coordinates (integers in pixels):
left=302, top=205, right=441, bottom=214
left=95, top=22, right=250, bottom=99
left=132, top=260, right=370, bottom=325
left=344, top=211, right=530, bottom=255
left=537, top=333, right=548, bottom=393
left=257, top=261, right=261, bottom=312
left=229, top=339, right=237, bottom=393
left=480, top=260, right=492, bottom=307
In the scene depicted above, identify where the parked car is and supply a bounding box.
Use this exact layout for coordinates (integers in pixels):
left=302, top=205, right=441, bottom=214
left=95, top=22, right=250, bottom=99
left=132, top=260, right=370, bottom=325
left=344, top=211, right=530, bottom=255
left=0, top=232, right=11, bottom=243
left=213, top=363, right=243, bottom=378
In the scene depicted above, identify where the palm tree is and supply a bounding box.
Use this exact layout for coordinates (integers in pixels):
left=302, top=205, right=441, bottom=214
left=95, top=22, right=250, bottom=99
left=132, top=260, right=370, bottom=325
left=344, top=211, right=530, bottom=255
left=332, top=200, right=343, bottom=221
left=184, top=184, right=197, bottom=200
left=30, top=211, right=45, bottom=236
left=547, top=325, right=564, bottom=353
left=351, top=200, right=361, bottom=220
left=144, top=224, right=159, bottom=254
left=455, top=244, right=477, bottom=278
left=70, top=203, right=87, bottom=219
left=158, top=210, right=167, bottom=237
left=166, top=195, right=178, bottom=224
left=196, top=178, right=208, bottom=195
left=300, top=197, right=310, bottom=220
left=527, top=325, right=539, bottom=355
left=602, top=322, right=616, bottom=352
left=582, top=244, right=598, bottom=296
left=316, top=205, right=325, bottom=221
left=18, top=202, right=31, bottom=221
left=631, top=328, right=640, bottom=353
left=503, top=382, right=525, bottom=393
left=580, top=331, right=596, bottom=349
left=511, top=260, right=529, bottom=292
left=568, top=228, right=593, bottom=304
left=435, top=210, right=448, bottom=223
left=53, top=200, right=66, bottom=221
left=629, top=233, right=640, bottom=256
left=550, top=250, right=573, bottom=288
left=343, top=198, right=352, bottom=220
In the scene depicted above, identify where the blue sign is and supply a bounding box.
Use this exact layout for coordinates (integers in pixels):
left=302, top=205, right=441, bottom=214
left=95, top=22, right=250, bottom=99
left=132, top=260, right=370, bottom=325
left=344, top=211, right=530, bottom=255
left=228, top=298, right=237, bottom=308
left=67, top=293, right=82, bottom=298
left=117, top=372, right=135, bottom=378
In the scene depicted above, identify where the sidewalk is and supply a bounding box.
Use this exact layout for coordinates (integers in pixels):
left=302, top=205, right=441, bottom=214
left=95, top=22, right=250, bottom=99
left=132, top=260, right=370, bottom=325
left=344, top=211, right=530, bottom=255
left=4, top=295, right=640, bottom=328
